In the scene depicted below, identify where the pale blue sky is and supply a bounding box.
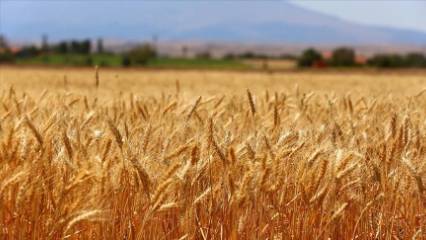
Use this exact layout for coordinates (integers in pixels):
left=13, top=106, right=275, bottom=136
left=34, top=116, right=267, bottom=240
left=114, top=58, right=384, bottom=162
left=291, top=0, right=426, bottom=32
left=0, top=0, right=425, bottom=42
left=1, top=1, right=424, bottom=32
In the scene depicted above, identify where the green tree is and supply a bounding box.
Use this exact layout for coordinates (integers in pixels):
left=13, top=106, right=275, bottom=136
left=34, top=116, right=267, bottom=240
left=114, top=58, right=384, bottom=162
left=367, top=54, right=405, bottom=68
left=0, top=35, right=15, bottom=63
left=0, top=49, right=15, bottom=63
left=297, top=48, right=322, bottom=67
left=126, top=44, right=157, bottom=66
left=196, top=51, right=211, bottom=59
left=330, top=47, right=356, bottom=67
left=405, top=53, right=426, bottom=67
left=223, top=53, right=236, bottom=60
left=69, top=40, right=91, bottom=54
left=53, top=41, right=69, bottom=54
left=81, top=40, right=91, bottom=54
left=240, top=52, right=256, bottom=59
left=16, top=46, right=41, bottom=58
left=0, top=35, right=8, bottom=49
left=70, top=40, right=80, bottom=53
left=122, top=56, right=131, bottom=67
left=85, top=56, right=94, bottom=66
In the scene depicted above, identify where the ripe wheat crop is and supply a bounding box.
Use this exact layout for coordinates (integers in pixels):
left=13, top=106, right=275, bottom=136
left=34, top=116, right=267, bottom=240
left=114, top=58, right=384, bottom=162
left=0, top=67, right=426, bottom=239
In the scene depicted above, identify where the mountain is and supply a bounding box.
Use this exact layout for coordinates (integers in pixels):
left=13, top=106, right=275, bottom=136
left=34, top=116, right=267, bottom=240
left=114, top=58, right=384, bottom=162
left=2, top=1, right=426, bottom=45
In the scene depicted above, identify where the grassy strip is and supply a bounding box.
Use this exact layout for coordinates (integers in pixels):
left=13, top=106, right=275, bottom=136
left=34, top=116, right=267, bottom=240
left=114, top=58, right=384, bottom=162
left=15, top=54, right=251, bottom=70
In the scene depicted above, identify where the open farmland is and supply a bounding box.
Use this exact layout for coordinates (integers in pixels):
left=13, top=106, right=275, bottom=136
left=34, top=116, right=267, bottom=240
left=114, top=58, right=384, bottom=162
left=1, top=67, right=426, bottom=239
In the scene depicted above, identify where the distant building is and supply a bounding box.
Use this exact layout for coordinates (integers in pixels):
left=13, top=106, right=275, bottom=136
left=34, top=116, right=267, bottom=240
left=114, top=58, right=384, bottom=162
left=0, top=45, right=21, bottom=54
left=321, top=51, right=333, bottom=61
left=355, top=55, right=367, bottom=64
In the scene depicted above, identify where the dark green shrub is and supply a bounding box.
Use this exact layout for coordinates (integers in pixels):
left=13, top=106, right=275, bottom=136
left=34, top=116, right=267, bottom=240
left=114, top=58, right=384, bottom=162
left=297, top=48, right=322, bottom=67
left=330, top=48, right=356, bottom=67
left=367, top=54, right=405, bottom=68
left=0, top=50, right=15, bottom=63
left=122, top=56, right=131, bottom=67
left=127, top=44, right=157, bottom=66
left=405, top=53, right=426, bottom=67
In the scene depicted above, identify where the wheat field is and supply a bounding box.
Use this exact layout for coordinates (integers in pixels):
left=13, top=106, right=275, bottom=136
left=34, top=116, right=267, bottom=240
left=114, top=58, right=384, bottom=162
left=1, top=66, right=426, bottom=239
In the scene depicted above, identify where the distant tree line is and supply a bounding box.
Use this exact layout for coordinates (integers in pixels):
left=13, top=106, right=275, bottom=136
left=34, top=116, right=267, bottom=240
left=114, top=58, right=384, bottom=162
left=224, top=52, right=297, bottom=60
left=367, top=53, right=426, bottom=68
left=0, top=35, right=15, bottom=62
left=2, top=34, right=426, bottom=69
left=51, top=40, right=92, bottom=54
left=298, top=47, right=359, bottom=68
left=122, top=43, right=157, bottom=67
left=1, top=38, right=98, bottom=61
left=297, top=47, right=426, bottom=68
left=0, top=35, right=159, bottom=67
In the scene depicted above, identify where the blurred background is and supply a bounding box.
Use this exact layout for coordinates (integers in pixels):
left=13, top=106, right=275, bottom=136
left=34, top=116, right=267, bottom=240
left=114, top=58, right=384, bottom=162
left=1, top=0, right=425, bottom=70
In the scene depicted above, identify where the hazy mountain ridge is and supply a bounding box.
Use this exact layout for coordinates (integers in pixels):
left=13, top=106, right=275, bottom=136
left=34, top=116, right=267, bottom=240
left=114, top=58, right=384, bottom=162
left=2, top=1, right=426, bottom=45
